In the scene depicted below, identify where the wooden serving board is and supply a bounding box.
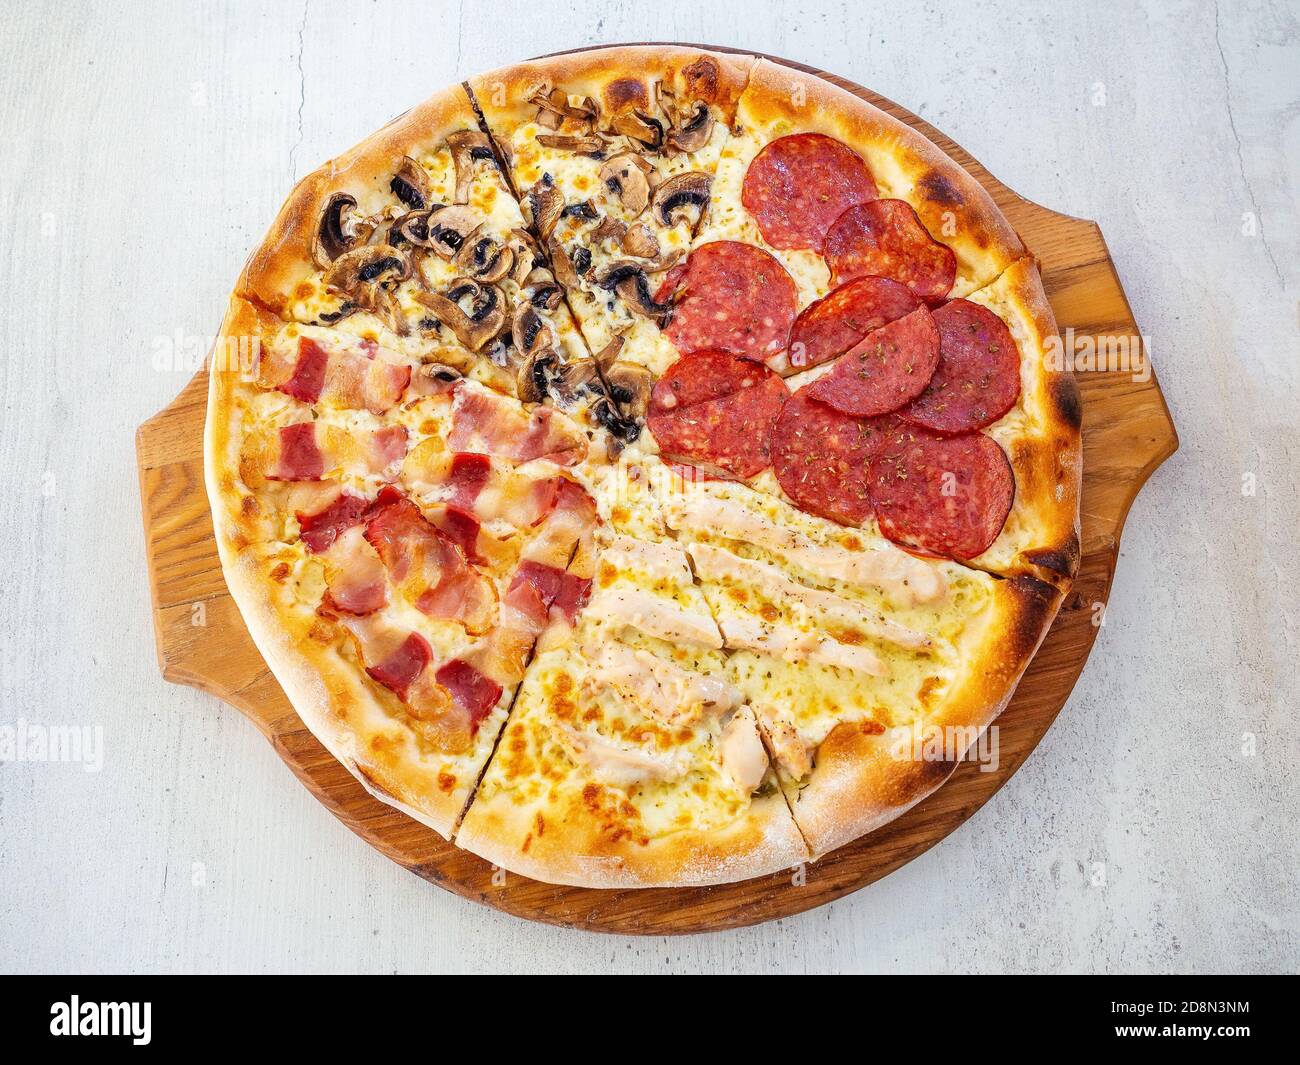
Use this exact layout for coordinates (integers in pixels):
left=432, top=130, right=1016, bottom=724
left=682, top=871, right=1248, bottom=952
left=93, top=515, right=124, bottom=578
left=136, top=47, right=1177, bottom=934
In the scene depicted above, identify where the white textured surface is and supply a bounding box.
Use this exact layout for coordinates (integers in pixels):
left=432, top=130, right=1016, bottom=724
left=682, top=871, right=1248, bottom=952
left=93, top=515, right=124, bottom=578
left=0, top=0, right=1296, bottom=974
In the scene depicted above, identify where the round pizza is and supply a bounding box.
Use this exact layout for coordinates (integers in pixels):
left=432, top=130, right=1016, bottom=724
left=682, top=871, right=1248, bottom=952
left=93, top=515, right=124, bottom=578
left=205, top=47, right=1081, bottom=888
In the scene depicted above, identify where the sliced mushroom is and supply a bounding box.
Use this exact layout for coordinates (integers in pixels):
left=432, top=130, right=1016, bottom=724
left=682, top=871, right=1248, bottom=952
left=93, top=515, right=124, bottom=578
left=390, top=156, right=432, bottom=211
left=527, top=176, right=565, bottom=239
left=604, top=362, right=654, bottom=421
left=373, top=285, right=410, bottom=337
left=446, top=130, right=494, bottom=205
left=523, top=267, right=563, bottom=311
left=506, top=229, right=543, bottom=285
left=652, top=171, right=712, bottom=228
left=590, top=394, right=641, bottom=443
left=589, top=214, right=627, bottom=244
left=313, top=193, right=360, bottom=268
left=420, top=205, right=486, bottom=260
left=454, top=233, right=513, bottom=283
left=599, top=153, right=652, bottom=217
left=413, top=278, right=507, bottom=351
left=667, top=102, right=715, bottom=153
left=621, top=222, right=660, bottom=259
left=590, top=335, right=624, bottom=373
left=511, top=300, right=554, bottom=362
left=548, top=240, right=580, bottom=288
left=537, top=132, right=606, bottom=154
left=610, top=110, right=664, bottom=151
left=322, top=244, right=412, bottom=295
left=593, top=261, right=673, bottom=325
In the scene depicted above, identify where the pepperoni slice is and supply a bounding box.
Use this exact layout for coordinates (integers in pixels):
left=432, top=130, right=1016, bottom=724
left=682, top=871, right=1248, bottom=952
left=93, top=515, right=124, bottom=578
left=901, top=300, right=1021, bottom=433
left=788, top=276, right=920, bottom=371
left=866, top=423, right=1014, bottom=560
left=824, top=199, right=957, bottom=303
left=770, top=388, right=896, bottom=525
left=806, top=306, right=941, bottom=417
left=648, top=351, right=789, bottom=478
left=663, top=241, right=798, bottom=363
left=742, top=134, right=878, bottom=251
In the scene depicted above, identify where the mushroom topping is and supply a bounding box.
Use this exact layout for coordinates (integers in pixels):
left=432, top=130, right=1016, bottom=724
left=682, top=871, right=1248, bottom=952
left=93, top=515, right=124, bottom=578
left=651, top=171, right=712, bottom=228
left=589, top=215, right=627, bottom=245
left=313, top=193, right=360, bottom=268
left=446, top=130, right=494, bottom=205
left=523, top=268, right=564, bottom=311
left=454, top=233, right=513, bottom=283
left=536, top=132, right=606, bottom=154
left=604, top=361, right=654, bottom=421
left=413, top=278, right=507, bottom=351
left=562, top=200, right=599, bottom=222
left=549, top=358, right=603, bottom=409
left=373, top=285, right=410, bottom=337
left=593, top=261, right=673, bottom=324
left=590, top=335, right=624, bottom=373
left=548, top=240, right=580, bottom=288
left=667, top=102, right=715, bottom=154
left=419, top=205, right=486, bottom=260
left=621, top=223, right=660, bottom=259
left=590, top=394, right=641, bottom=443
left=527, top=176, right=565, bottom=239
left=511, top=300, right=554, bottom=362
left=610, top=110, right=664, bottom=151
left=322, top=244, right=412, bottom=295
left=516, top=347, right=560, bottom=404
left=390, top=156, right=432, bottom=211
left=527, top=83, right=600, bottom=129
left=599, top=154, right=652, bottom=217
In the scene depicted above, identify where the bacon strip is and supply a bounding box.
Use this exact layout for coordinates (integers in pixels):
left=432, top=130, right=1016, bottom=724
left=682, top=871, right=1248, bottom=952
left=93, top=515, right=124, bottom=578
left=363, top=491, right=497, bottom=634
left=434, top=660, right=503, bottom=732
left=321, top=526, right=388, bottom=615
left=262, top=336, right=411, bottom=414
left=264, top=423, right=408, bottom=483
left=449, top=383, right=587, bottom=466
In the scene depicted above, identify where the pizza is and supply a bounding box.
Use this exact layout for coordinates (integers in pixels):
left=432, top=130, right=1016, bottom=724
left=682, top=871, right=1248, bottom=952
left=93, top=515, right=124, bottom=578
left=205, top=46, right=1081, bottom=888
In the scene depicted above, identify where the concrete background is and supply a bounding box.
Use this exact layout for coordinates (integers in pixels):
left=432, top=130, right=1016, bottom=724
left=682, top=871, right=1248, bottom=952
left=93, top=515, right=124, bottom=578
left=0, top=0, right=1295, bottom=973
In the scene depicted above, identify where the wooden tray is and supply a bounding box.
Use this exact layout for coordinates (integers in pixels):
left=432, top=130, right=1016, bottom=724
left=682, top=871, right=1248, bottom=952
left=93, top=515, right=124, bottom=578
left=137, top=47, right=1177, bottom=934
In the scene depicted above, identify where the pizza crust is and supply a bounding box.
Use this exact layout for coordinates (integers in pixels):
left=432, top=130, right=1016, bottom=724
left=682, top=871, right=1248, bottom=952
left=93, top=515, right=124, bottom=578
left=469, top=45, right=753, bottom=132
left=456, top=785, right=807, bottom=888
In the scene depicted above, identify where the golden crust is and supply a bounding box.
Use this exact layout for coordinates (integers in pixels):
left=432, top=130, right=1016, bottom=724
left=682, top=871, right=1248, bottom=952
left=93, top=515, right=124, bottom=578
left=236, top=83, right=480, bottom=315
left=968, top=256, right=1083, bottom=584
left=457, top=787, right=806, bottom=888
left=469, top=46, right=753, bottom=126
left=789, top=574, right=1062, bottom=857
left=737, top=59, right=1026, bottom=294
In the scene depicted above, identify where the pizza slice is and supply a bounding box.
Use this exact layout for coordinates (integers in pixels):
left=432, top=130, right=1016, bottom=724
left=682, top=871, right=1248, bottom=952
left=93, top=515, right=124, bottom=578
left=650, top=464, right=1061, bottom=856
left=456, top=520, right=808, bottom=886
left=469, top=47, right=753, bottom=390
left=207, top=300, right=598, bottom=836
left=235, top=82, right=607, bottom=420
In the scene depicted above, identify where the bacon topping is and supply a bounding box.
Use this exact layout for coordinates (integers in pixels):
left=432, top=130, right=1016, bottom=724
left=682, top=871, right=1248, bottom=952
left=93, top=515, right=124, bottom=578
left=449, top=384, right=587, bottom=466
left=366, top=631, right=433, bottom=698
left=270, top=423, right=324, bottom=481
left=434, top=659, right=503, bottom=732
left=363, top=491, right=496, bottom=634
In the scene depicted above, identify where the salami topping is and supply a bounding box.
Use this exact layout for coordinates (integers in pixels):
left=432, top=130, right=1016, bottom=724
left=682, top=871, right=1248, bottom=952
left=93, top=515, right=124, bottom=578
left=824, top=199, right=957, bottom=303
left=663, top=242, right=798, bottom=363
left=648, top=351, right=789, bottom=478
left=806, top=306, right=941, bottom=417
left=788, top=276, right=919, bottom=370
left=901, top=299, right=1020, bottom=433
left=741, top=133, right=877, bottom=250
left=867, top=423, right=1013, bottom=559
left=771, top=388, right=896, bottom=525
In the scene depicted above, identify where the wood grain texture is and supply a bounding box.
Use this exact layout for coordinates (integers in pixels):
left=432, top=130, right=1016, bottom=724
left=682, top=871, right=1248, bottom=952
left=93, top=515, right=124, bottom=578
left=137, top=49, right=1176, bottom=935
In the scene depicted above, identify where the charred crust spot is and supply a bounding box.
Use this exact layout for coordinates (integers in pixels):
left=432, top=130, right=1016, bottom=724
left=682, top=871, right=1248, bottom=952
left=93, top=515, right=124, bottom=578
left=1050, top=372, right=1083, bottom=430
left=917, top=168, right=964, bottom=209
left=604, top=78, right=648, bottom=113
left=682, top=56, right=721, bottom=101
left=1005, top=574, right=1062, bottom=653
left=1025, top=531, right=1080, bottom=580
